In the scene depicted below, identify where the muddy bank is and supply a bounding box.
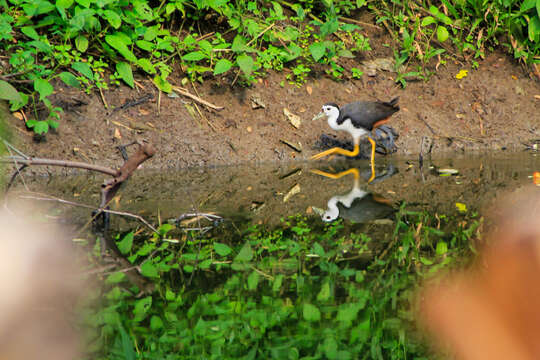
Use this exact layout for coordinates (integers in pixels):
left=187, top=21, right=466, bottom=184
left=3, top=50, right=540, bottom=172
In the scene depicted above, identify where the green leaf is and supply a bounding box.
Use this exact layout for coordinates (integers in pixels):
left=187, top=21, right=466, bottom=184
left=247, top=270, right=259, bottom=290
left=356, top=0, right=366, bottom=7
left=420, top=257, right=434, bottom=265
left=337, top=303, right=362, bottom=323
left=137, top=58, right=156, bottom=74
left=116, top=62, right=134, bottom=88
left=231, top=35, right=251, bottom=52
left=182, top=51, right=206, bottom=61
left=537, top=0, right=540, bottom=18
left=429, top=5, right=453, bottom=25
left=33, top=120, right=49, bottom=134
left=234, top=242, right=253, bottom=262
left=34, top=78, right=53, bottom=100
left=58, top=71, right=80, bottom=88
left=27, top=40, right=52, bottom=54
left=303, top=303, right=321, bottom=322
left=237, top=54, right=254, bottom=75
left=421, top=16, right=436, bottom=26
left=150, top=315, right=163, bottom=330
left=143, top=25, right=159, bottom=41
left=133, top=296, right=152, bottom=322
left=317, top=281, right=331, bottom=301
left=153, top=75, right=171, bottom=93
left=323, top=337, right=338, bottom=359
left=117, top=232, right=133, bottom=254
left=521, top=0, right=536, bottom=12
left=213, top=59, right=233, bottom=75
left=72, top=62, right=94, bottom=80
left=320, top=18, right=339, bottom=37
left=338, top=49, right=354, bottom=58
left=103, top=9, right=121, bottom=29
left=436, top=241, right=448, bottom=255
left=21, top=26, right=39, bottom=40
left=311, top=242, right=325, bottom=257
left=56, top=0, right=74, bottom=8
left=105, top=34, right=137, bottom=62
left=309, top=42, right=326, bottom=61
left=0, top=80, right=22, bottom=102
left=141, top=261, right=159, bottom=278
left=214, top=242, right=232, bottom=256
left=272, top=274, right=284, bottom=292
left=75, top=35, right=88, bottom=52
left=136, top=40, right=154, bottom=51
left=437, top=26, right=449, bottom=42
left=118, top=325, right=137, bottom=360
left=105, top=271, right=126, bottom=284
left=134, top=1, right=153, bottom=21
left=529, top=15, right=540, bottom=41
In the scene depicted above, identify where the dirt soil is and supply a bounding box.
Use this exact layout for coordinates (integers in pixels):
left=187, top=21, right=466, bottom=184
left=4, top=30, right=540, bottom=171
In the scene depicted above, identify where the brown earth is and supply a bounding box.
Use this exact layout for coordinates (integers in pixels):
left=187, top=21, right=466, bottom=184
left=4, top=33, right=540, bottom=171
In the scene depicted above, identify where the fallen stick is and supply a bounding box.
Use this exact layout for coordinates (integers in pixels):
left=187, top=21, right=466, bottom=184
left=1, top=156, right=119, bottom=176
left=171, top=86, right=224, bottom=111
left=18, top=193, right=159, bottom=234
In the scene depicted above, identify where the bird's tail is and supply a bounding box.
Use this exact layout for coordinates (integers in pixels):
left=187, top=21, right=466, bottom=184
left=386, top=97, right=400, bottom=110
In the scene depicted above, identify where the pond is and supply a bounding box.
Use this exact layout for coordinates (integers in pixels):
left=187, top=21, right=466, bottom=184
left=8, top=152, right=539, bottom=359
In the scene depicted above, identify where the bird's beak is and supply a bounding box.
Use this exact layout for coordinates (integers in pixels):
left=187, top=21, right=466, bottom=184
left=312, top=112, right=326, bottom=121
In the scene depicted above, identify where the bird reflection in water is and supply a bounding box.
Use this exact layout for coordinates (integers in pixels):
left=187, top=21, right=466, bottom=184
left=311, top=164, right=398, bottom=223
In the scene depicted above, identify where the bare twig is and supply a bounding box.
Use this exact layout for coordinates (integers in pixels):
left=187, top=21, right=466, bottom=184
left=0, top=156, right=118, bottom=176
left=339, top=16, right=382, bottom=30
left=171, top=86, right=224, bottom=111
left=246, top=23, right=275, bottom=47
left=98, top=87, right=109, bottom=109
left=18, top=193, right=159, bottom=234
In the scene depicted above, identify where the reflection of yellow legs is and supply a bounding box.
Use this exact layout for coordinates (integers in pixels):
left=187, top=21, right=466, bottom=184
left=310, top=136, right=377, bottom=182
left=311, top=144, right=359, bottom=160
left=310, top=168, right=360, bottom=181
left=368, top=137, right=376, bottom=183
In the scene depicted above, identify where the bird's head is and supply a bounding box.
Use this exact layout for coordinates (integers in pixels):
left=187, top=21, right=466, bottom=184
left=312, top=103, right=339, bottom=121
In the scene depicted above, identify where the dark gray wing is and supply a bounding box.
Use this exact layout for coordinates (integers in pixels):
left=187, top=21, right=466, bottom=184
left=337, top=194, right=395, bottom=223
left=337, top=97, right=399, bottom=130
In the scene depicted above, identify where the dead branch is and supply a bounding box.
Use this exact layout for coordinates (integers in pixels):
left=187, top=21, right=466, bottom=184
left=100, top=142, right=156, bottom=207
left=1, top=156, right=119, bottom=176
left=171, top=86, right=224, bottom=111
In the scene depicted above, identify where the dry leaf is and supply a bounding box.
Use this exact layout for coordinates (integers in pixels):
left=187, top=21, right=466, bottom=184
left=283, top=183, right=300, bottom=202
left=283, top=108, right=301, bottom=129
left=534, top=95, right=540, bottom=100
left=114, top=128, right=122, bottom=139
left=13, top=112, right=23, bottom=121
left=139, top=108, right=150, bottom=116
left=306, top=86, right=312, bottom=95
left=247, top=126, right=253, bottom=133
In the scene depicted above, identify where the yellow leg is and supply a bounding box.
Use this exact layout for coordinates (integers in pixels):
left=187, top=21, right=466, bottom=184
left=311, top=144, right=360, bottom=160
left=311, top=168, right=360, bottom=180
left=368, top=137, right=376, bottom=183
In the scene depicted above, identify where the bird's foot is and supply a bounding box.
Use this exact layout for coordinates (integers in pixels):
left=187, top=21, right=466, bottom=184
left=374, top=125, right=398, bottom=154
left=311, top=145, right=360, bottom=160
left=311, top=168, right=360, bottom=180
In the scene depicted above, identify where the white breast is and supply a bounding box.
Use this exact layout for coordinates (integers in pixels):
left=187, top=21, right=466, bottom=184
left=327, top=115, right=369, bottom=140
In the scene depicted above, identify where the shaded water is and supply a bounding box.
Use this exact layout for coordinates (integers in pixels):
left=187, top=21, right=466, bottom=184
left=8, top=152, right=540, bottom=358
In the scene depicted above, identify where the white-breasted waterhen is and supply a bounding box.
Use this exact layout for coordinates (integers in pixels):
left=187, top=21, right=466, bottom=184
left=311, top=97, right=400, bottom=180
